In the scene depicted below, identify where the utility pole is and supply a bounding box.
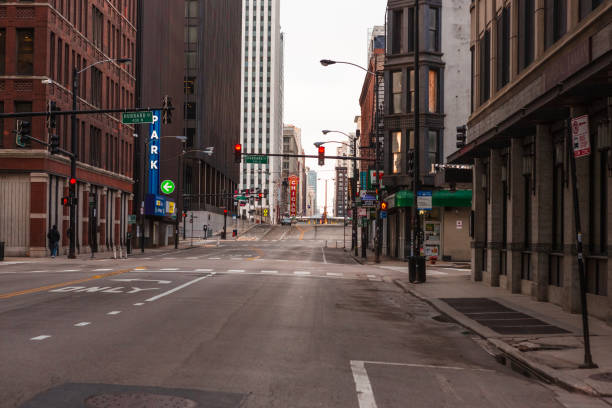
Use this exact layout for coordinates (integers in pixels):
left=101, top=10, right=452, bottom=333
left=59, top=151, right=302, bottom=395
left=409, top=3, right=425, bottom=282
left=69, top=67, right=79, bottom=259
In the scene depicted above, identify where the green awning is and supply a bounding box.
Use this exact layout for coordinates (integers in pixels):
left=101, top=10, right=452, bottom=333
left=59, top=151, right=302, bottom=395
left=393, top=190, right=472, bottom=208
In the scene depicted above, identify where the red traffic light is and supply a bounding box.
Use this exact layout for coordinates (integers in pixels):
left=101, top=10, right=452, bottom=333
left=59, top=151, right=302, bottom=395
left=258, top=193, right=263, bottom=198
left=234, top=144, right=242, bottom=163
left=69, top=178, right=77, bottom=185
left=224, top=209, right=228, bottom=214
left=318, top=146, right=325, bottom=166
left=61, top=196, right=70, bottom=206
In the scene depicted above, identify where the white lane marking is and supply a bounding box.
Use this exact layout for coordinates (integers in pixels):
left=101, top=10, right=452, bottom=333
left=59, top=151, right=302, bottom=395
left=441, top=268, right=469, bottom=272
left=321, top=247, right=327, bottom=264
left=294, top=271, right=311, bottom=276
left=367, top=275, right=380, bottom=281
left=161, top=268, right=179, bottom=271
left=112, top=278, right=171, bottom=284
left=186, top=257, right=199, bottom=260
left=208, top=257, right=221, bottom=260
left=326, top=272, right=343, bottom=277
left=30, top=335, right=52, bottom=341
left=74, top=322, right=91, bottom=327
left=261, top=270, right=279, bottom=274
left=350, top=361, right=378, bottom=408
left=145, top=274, right=215, bottom=302
left=227, top=269, right=245, bottom=273
left=107, top=311, right=121, bottom=315
left=357, top=360, right=494, bottom=372
left=62, top=269, right=80, bottom=272
left=93, top=268, right=113, bottom=272
left=31, top=270, right=49, bottom=273
left=134, top=303, right=145, bottom=306
left=162, top=257, right=176, bottom=260
left=195, top=269, right=213, bottom=272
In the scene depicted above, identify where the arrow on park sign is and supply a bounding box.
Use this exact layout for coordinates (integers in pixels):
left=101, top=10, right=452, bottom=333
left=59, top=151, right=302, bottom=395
left=160, top=180, right=175, bottom=195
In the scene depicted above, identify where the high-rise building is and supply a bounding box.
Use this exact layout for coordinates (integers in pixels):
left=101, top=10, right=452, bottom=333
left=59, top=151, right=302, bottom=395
left=307, top=169, right=318, bottom=216
left=240, top=0, right=283, bottom=223
left=179, top=0, right=242, bottom=235
left=0, top=1, right=137, bottom=257
left=281, top=124, right=304, bottom=215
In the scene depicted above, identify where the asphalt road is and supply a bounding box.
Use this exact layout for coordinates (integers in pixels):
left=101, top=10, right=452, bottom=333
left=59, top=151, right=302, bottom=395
left=0, top=225, right=602, bottom=407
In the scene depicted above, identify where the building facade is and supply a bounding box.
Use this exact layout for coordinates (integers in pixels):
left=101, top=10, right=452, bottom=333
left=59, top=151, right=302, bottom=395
left=180, top=0, right=242, bottom=235
left=240, top=0, right=283, bottom=223
left=281, top=124, right=304, bottom=216
left=0, top=1, right=136, bottom=256
left=382, top=0, right=472, bottom=261
left=449, top=1, right=611, bottom=323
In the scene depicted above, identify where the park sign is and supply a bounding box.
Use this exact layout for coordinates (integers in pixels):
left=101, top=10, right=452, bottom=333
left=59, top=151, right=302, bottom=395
left=122, top=111, right=153, bottom=124
left=160, top=180, right=175, bottom=195
left=245, top=155, right=269, bottom=164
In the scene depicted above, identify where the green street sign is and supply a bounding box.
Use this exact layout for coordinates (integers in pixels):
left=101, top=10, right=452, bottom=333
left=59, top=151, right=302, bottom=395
left=121, top=111, right=154, bottom=124
left=160, top=180, right=176, bottom=195
left=245, top=155, right=269, bottom=164
left=128, top=215, right=137, bottom=224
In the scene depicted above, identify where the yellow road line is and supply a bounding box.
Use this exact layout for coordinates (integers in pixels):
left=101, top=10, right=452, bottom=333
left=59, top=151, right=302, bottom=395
left=0, top=268, right=134, bottom=299
left=247, top=247, right=265, bottom=260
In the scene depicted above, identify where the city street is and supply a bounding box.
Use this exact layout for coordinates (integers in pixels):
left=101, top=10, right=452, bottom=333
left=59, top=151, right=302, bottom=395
left=0, top=225, right=601, bottom=407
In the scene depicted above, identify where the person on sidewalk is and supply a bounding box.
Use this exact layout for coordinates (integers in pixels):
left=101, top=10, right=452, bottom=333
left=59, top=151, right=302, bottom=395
left=47, top=225, right=60, bottom=258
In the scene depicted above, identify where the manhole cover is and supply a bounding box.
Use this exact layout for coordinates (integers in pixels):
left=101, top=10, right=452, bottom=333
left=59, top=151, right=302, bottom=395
left=85, top=393, right=198, bottom=408
left=589, top=372, right=612, bottom=383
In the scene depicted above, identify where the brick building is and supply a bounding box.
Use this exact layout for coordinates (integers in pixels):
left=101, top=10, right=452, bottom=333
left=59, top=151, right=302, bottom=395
left=449, top=1, right=611, bottom=323
left=0, top=1, right=136, bottom=256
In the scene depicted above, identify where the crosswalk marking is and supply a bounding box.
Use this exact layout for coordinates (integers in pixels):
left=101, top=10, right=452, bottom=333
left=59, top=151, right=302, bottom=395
left=261, top=270, right=279, bottom=274
left=30, top=335, right=51, bottom=341
left=195, top=269, right=213, bottom=272
left=107, top=311, right=121, bottom=315
left=161, top=268, right=179, bottom=271
left=294, top=271, right=311, bottom=276
left=74, top=322, right=91, bottom=327
left=326, top=272, right=343, bottom=277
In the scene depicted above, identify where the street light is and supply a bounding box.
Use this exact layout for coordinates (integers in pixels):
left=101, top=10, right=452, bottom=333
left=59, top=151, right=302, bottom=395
left=320, top=130, right=359, bottom=256
left=321, top=59, right=383, bottom=263
left=68, top=57, right=131, bottom=259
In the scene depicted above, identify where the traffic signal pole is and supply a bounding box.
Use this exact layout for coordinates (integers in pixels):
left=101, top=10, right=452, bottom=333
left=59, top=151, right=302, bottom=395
left=69, top=67, right=79, bottom=259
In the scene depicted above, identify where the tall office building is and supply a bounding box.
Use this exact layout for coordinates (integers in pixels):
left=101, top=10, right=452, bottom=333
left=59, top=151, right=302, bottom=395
left=240, top=0, right=283, bottom=223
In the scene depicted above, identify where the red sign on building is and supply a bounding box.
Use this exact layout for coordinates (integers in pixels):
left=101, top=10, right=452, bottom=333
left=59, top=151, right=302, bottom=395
left=289, top=175, right=299, bottom=216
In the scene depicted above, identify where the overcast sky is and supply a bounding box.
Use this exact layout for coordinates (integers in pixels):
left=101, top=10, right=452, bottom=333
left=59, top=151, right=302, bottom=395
left=281, top=0, right=387, bottom=215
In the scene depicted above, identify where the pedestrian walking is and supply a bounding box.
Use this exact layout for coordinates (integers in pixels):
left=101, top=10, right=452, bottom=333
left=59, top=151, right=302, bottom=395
left=47, top=225, right=60, bottom=258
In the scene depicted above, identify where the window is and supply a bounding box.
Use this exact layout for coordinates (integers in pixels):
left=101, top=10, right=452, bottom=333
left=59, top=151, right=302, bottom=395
left=57, top=38, right=62, bottom=84
left=185, top=102, right=196, bottom=120
left=428, top=69, right=439, bottom=113
left=470, top=46, right=475, bottom=112
left=391, top=131, right=402, bottom=174
left=427, top=7, right=440, bottom=52
left=545, top=0, right=567, bottom=48
left=49, top=33, right=55, bottom=80
left=0, top=101, right=3, bottom=148
left=391, top=71, right=403, bottom=114
left=0, top=29, right=5, bottom=75
left=580, top=0, right=603, bottom=20
left=496, top=7, right=510, bottom=90
left=391, top=9, right=404, bottom=54
left=186, top=51, right=196, bottom=70
left=407, top=7, right=415, bottom=52
left=16, top=29, right=34, bottom=75
left=184, top=77, right=196, bottom=94
left=91, top=67, right=102, bottom=106
left=64, top=44, right=68, bottom=86
left=92, top=6, right=103, bottom=49
left=588, top=131, right=607, bottom=255
left=427, top=130, right=438, bottom=169
left=186, top=128, right=195, bottom=149
left=518, top=0, right=535, bottom=71
left=479, top=30, right=490, bottom=104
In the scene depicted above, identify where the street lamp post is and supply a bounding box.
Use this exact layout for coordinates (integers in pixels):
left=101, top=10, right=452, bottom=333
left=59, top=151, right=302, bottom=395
left=320, top=59, right=383, bottom=263
left=69, top=57, right=131, bottom=259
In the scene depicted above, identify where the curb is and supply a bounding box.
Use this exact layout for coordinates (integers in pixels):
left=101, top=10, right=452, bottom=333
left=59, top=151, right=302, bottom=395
left=393, top=279, right=601, bottom=398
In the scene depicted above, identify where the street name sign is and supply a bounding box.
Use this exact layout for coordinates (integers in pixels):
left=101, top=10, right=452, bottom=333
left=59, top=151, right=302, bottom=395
left=245, top=155, right=269, bottom=164
left=417, top=191, right=433, bottom=210
left=122, top=111, right=153, bottom=124
left=128, top=215, right=137, bottom=224
left=571, top=115, right=591, bottom=158
left=160, top=180, right=176, bottom=195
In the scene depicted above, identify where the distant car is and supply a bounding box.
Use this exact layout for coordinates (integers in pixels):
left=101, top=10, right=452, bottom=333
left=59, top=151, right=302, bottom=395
left=281, top=218, right=292, bottom=226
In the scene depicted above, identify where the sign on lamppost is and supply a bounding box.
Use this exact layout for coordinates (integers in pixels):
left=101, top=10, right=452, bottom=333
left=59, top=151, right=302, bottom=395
left=571, top=115, right=591, bottom=158
left=160, top=180, right=175, bottom=195
left=245, top=155, right=269, bottom=164
left=417, top=191, right=433, bottom=211
left=121, top=111, right=154, bottom=124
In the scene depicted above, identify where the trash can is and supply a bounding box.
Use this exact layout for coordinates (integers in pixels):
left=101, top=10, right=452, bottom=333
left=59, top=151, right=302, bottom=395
left=0, top=241, right=4, bottom=261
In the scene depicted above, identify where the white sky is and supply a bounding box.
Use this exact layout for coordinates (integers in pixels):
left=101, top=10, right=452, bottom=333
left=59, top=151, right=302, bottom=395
left=281, top=0, right=387, bottom=214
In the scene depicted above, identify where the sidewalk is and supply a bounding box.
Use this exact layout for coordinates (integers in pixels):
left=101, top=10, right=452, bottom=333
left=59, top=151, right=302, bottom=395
left=393, top=272, right=612, bottom=398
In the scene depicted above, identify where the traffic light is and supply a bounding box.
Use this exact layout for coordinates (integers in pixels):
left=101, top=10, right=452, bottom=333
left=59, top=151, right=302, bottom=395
left=162, top=95, right=173, bottom=124
left=381, top=201, right=388, bottom=211
left=69, top=177, right=77, bottom=186
left=318, top=146, right=325, bottom=166
left=15, top=120, right=31, bottom=148
left=224, top=209, right=228, bottom=215
left=50, top=134, right=60, bottom=154
left=47, top=101, right=60, bottom=129
left=234, top=144, right=242, bottom=163
left=407, top=150, right=415, bottom=177
left=456, top=125, right=467, bottom=148
left=61, top=196, right=70, bottom=206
